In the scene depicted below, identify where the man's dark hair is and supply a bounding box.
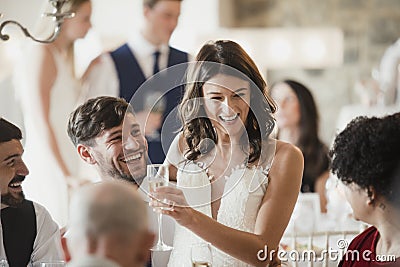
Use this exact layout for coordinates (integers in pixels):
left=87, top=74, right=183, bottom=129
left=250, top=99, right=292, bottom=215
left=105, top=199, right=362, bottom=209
left=0, top=118, right=22, bottom=143
left=330, top=113, right=400, bottom=207
left=68, top=97, right=132, bottom=147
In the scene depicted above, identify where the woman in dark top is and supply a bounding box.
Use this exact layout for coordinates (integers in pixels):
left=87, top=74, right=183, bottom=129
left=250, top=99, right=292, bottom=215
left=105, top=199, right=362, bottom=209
left=330, top=113, right=400, bottom=266
left=271, top=79, right=330, bottom=212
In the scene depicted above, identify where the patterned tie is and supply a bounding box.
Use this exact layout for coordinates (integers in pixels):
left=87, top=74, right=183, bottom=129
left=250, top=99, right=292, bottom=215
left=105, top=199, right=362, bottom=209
left=153, top=50, right=161, bottom=75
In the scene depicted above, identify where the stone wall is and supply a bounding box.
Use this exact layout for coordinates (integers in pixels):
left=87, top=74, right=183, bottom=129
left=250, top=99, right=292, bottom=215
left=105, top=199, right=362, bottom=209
left=219, top=0, right=400, bottom=144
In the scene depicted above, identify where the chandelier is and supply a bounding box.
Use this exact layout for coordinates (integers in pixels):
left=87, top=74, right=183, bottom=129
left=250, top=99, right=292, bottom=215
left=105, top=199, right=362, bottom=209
left=0, top=0, right=74, bottom=43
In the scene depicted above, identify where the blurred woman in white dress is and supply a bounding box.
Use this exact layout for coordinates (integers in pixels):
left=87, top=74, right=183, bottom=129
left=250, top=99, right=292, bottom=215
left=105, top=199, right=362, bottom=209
left=152, top=40, right=303, bottom=266
left=15, top=0, right=92, bottom=227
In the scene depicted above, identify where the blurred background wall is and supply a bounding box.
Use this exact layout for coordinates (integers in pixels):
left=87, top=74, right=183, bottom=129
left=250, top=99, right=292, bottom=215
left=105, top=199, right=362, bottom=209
left=219, top=0, right=400, bottom=144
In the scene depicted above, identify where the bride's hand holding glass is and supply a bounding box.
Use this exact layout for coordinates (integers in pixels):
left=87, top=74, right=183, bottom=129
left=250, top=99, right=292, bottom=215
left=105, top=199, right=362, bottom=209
left=147, top=164, right=174, bottom=251
left=151, top=183, right=194, bottom=228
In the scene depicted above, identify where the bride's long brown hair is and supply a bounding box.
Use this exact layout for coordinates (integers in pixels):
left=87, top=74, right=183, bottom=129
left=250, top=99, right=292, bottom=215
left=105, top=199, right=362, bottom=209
left=179, top=40, right=276, bottom=164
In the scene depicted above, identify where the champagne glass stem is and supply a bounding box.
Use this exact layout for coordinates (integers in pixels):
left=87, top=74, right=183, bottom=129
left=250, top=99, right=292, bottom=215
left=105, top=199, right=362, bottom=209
left=157, top=212, right=164, bottom=247
left=148, top=164, right=172, bottom=251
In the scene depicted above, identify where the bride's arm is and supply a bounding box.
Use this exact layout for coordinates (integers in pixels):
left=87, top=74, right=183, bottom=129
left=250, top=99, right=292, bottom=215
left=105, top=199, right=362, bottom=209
left=31, top=46, right=72, bottom=178
left=158, top=141, right=303, bottom=266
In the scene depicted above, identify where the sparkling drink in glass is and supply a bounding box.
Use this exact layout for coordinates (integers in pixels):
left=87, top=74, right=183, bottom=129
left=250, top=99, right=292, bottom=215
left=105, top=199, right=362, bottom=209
left=147, top=164, right=173, bottom=251
left=191, top=243, right=212, bottom=267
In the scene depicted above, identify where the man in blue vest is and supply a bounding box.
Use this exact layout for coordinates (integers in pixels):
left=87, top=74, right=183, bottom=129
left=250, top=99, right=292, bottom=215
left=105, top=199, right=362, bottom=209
left=0, top=118, right=64, bottom=266
left=84, top=0, right=189, bottom=164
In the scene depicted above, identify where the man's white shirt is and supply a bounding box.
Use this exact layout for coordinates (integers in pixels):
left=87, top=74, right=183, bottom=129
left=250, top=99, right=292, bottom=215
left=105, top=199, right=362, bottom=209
left=0, top=202, right=64, bottom=265
left=83, top=32, right=170, bottom=100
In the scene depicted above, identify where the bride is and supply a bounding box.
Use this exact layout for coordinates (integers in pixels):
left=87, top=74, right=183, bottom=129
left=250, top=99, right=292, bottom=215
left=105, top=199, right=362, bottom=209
left=153, top=40, right=303, bottom=266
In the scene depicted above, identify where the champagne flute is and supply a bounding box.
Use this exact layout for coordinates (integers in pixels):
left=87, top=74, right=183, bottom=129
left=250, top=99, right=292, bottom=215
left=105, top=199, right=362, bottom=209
left=191, top=243, right=213, bottom=267
left=147, top=164, right=173, bottom=251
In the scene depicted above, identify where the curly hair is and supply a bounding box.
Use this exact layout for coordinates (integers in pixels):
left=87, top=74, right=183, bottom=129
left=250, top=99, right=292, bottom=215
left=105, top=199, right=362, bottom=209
left=67, top=96, right=132, bottom=147
left=330, top=113, right=400, bottom=206
left=179, top=40, right=276, bottom=163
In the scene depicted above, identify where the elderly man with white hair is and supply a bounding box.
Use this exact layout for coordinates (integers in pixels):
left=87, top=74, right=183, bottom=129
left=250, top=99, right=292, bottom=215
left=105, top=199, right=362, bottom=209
left=66, top=181, right=155, bottom=267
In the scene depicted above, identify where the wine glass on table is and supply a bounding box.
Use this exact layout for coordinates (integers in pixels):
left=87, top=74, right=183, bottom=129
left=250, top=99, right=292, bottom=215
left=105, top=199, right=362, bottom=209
left=147, top=164, right=174, bottom=251
left=191, top=243, right=213, bottom=267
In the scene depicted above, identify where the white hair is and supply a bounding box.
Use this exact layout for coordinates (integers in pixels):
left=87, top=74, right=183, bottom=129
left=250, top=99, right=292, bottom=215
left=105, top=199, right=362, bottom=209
left=67, top=181, right=148, bottom=255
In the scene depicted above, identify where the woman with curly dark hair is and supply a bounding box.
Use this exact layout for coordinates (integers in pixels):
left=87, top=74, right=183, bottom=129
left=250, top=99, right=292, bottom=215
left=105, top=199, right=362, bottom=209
left=271, top=80, right=330, bottom=212
left=152, top=40, right=303, bottom=266
left=330, top=113, right=400, bottom=266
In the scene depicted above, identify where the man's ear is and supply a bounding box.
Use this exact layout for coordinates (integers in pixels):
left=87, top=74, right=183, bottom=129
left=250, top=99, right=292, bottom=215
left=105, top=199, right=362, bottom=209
left=144, top=137, right=148, bottom=151
left=143, top=4, right=151, bottom=19
left=77, top=144, right=96, bottom=165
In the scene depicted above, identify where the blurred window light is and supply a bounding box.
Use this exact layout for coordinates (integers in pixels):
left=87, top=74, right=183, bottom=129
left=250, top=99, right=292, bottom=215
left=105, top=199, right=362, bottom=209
left=193, top=27, right=343, bottom=70
left=301, top=37, right=328, bottom=67
left=268, top=38, right=292, bottom=65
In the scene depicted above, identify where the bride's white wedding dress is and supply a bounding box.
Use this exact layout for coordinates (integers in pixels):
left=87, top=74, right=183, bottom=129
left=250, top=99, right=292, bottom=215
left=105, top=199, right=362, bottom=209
left=15, top=44, right=83, bottom=227
left=167, top=162, right=270, bottom=267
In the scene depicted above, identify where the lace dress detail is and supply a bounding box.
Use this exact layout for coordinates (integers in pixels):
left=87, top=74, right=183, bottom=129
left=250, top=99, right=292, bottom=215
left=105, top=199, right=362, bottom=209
left=167, top=164, right=270, bottom=267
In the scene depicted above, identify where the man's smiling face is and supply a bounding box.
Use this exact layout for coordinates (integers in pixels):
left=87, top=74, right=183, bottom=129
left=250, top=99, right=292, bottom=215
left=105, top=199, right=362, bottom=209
left=89, top=113, right=148, bottom=186
left=0, top=139, right=29, bottom=208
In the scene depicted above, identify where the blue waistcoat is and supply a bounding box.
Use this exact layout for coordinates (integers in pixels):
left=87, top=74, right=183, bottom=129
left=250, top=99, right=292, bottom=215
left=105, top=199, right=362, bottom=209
left=110, top=44, right=188, bottom=163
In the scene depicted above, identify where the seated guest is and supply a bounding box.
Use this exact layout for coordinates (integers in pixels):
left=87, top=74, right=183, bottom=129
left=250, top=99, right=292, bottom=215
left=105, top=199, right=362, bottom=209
left=271, top=80, right=330, bottom=212
left=66, top=181, right=154, bottom=267
left=67, top=96, right=171, bottom=266
left=330, top=113, right=400, bottom=266
left=0, top=118, right=64, bottom=266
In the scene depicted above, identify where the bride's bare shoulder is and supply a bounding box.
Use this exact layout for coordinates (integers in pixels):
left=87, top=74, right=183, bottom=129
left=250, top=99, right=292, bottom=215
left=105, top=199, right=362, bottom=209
left=275, top=140, right=302, bottom=159
left=178, top=133, right=189, bottom=151
left=276, top=140, right=300, bottom=153
left=258, top=139, right=302, bottom=168
left=166, top=133, right=188, bottom=164
left=272, top=140, right=303, bottom=173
